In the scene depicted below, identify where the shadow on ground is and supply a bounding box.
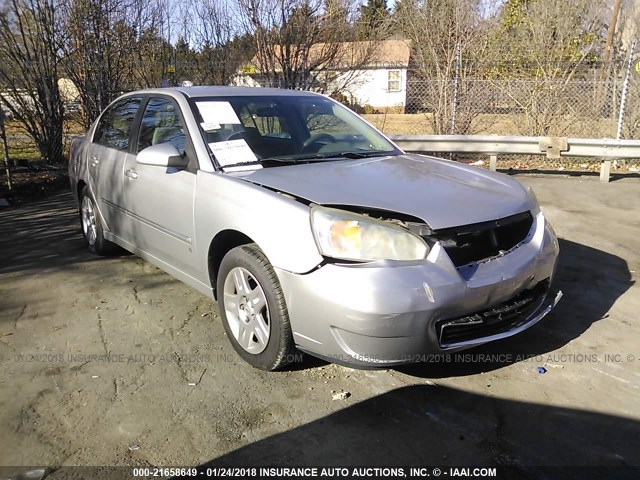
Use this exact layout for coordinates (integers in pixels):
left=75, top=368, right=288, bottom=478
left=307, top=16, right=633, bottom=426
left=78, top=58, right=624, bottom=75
left=395, top=238, right=633, bottom=378
left=1, top=194, right=632, bottom=378
left=202, top=385, right=639, bottom=478
left=0, top=192, right=97, bottom=275
left=0, top=192, right=168, bottom=325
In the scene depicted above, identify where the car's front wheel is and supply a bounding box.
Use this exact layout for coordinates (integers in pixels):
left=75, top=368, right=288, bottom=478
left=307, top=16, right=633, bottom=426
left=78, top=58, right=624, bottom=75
left=217, top=243, right=296, bottom=370
left=79, top=186, right=118, bottom=256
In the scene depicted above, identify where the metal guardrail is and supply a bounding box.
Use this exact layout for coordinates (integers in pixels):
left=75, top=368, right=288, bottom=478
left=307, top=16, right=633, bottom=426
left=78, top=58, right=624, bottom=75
left=390, top=134, right=640, bottom=183
left=5, top=132, right=638, bottom=183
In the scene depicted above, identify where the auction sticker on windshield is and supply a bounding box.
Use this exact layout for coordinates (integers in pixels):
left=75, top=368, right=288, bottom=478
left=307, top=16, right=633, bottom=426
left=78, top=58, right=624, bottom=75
left=208, top=139, right=260, bottom=169
left=196, top=101, right=241, bottom=124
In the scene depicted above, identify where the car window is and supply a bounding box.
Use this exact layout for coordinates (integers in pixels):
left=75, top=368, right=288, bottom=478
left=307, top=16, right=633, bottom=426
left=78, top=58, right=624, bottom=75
left=95, top=97, right=142, bottom=150
left=306, top=112, right=360, bottom=138
left=193, top=96, right=399, bottom=167
left=239, top=103, right=292, bottom=139
left=137, top=97, right=187, bottom=154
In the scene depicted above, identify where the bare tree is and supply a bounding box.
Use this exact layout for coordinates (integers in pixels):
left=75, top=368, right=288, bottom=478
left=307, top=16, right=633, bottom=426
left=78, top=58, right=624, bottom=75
left=0, top=106, right=12, bottom=189
left=487, top=0, right=607, bottom=136
left=0, top=0, right=65, bottom=164
left=182, top=0, right=249, bottom=85
left=394, top=0, right=490, bottom=134
left=128, top=0, right=175, bottom=89
left=60, top=0, right=166, bottom=128
left=236, top=0, right=382, bottom=95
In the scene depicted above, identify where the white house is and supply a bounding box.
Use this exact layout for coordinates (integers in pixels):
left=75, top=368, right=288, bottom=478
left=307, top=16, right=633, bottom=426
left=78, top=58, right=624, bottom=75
left=332, top=40, right=410, bottom=112
left=233, top=40, right=411, bottom=112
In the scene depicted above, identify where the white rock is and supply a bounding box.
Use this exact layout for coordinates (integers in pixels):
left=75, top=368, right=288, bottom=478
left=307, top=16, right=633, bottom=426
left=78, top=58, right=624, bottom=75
left=332, top=391, right=351, bottom=401
left=18, top=468, right=45, bottom=480
left=544, top=362, right=564, bottom=369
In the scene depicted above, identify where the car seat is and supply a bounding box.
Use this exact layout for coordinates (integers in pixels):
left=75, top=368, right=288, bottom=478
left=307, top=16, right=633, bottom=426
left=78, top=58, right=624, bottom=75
left=152, top=104, right=185, bottom=152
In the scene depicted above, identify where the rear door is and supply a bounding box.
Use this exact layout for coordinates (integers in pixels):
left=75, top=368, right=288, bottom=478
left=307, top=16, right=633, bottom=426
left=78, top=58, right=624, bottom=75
left=88, top=96, right=143, bottom=234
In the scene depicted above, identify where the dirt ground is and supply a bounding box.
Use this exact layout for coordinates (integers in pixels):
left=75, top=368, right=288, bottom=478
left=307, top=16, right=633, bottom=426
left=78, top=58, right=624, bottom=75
left=362, top=113, right=622, bottom=140
left=1, top=175, right=639, bottom=477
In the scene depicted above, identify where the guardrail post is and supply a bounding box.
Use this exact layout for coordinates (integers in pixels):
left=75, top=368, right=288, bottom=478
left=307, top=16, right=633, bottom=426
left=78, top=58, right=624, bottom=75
left=600, top=160, right=612, bottom=183
left=489, top=154, right=497, bottom=171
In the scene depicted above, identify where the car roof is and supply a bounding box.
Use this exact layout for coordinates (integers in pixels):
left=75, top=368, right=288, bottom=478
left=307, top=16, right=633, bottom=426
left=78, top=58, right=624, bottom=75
left=129, top=86, right=325, bottom=99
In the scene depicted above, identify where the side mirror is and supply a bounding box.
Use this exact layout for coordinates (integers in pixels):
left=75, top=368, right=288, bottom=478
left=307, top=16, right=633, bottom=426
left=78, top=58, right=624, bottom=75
left=137, top=143, right=188, bottom=168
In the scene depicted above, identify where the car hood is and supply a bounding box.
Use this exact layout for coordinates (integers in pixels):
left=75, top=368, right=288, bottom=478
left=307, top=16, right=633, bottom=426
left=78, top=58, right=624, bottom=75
left=240, top=154, right=534, bottom=230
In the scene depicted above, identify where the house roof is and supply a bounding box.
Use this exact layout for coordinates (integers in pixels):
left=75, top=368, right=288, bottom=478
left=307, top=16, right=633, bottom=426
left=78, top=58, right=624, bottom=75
left=247, top=39, right=411, bottom=73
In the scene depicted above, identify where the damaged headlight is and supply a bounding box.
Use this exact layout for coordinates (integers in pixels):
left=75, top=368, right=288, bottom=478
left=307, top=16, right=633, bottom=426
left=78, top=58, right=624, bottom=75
left=310, top=205, right=430, bottom=262
left=525, top=185, right=541, bottom=216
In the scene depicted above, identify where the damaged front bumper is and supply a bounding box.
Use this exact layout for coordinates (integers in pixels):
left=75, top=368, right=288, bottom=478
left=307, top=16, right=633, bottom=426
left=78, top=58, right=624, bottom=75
left=275, top=212, right=562, bottom=367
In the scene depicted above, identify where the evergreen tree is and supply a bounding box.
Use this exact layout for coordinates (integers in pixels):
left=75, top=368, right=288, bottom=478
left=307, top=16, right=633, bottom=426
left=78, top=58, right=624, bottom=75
left=358, top=0, right=389, bottom=39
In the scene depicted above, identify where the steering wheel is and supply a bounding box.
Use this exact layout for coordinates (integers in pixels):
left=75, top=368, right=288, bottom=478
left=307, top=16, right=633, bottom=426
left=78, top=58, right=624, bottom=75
left=301, top=133, right=337, bottom=153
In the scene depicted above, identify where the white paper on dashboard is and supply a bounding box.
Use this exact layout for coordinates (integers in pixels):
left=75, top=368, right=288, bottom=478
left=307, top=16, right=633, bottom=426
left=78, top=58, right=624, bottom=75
left=222, top=163, right=264, bottom=172
left=200, top=121, right=221, bottom=131
left=196, top=101, right=241, bottom=124
left=209, top=139, right=259, bottom=167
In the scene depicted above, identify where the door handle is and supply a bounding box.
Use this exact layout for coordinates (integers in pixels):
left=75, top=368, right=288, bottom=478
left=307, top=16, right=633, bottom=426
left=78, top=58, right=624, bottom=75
left=125, top=169, right=138, bottom=179
left=90, top=156, right=99, bottom=167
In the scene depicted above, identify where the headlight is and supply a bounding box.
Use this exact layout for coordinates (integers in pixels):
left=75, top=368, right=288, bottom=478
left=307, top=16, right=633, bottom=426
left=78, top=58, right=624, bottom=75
left=525, top=186, right=541, bottom=216
left=310, top=205, right=429, bottom=261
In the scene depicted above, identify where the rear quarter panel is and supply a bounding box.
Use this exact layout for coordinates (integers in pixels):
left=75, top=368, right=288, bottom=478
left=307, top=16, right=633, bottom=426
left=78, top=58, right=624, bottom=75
left=68, top=135, right=88, bottom=203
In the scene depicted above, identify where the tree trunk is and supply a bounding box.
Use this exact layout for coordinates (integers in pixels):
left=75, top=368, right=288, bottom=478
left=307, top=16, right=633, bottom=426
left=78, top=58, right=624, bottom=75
left=0, top=110, right=12, bottom=191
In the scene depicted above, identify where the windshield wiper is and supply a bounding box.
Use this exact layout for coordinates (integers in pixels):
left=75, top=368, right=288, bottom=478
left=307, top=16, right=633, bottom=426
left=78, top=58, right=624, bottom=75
left=264, top=150, right=392, bottom=163
left=219, top=160, right=264, bottom=170
left=336, top=151, right=391, bottom=159
left=220, top=151, right=392, bottom=170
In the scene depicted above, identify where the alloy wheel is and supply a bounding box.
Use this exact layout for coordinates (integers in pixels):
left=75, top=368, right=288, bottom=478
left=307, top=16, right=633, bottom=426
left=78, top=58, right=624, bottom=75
left=81, top=196, right=97, bottom=246
left=223, top=266, right=271, bottom=354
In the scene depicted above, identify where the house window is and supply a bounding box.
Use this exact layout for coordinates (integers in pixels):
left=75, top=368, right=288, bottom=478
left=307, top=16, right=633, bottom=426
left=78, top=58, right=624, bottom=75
left=388, top=70, right=401, bottom=92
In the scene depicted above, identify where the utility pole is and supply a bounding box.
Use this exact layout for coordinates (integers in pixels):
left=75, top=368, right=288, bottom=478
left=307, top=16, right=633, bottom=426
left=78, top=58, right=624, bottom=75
left=450, top=42, right=461, bottom=135
left=596, top=0, right=623, bottom=118
left=617, top=39, right=636, bottom=140
left=599, top=0, right=623, bottom=82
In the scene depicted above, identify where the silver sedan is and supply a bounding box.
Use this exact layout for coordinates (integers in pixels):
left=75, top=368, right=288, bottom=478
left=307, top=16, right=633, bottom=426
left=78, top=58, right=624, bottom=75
left=69, top=86, right=561, bottom=370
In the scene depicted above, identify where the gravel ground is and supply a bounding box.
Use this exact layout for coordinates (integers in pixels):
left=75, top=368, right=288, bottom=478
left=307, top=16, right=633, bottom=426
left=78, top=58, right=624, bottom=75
left=0, top=174, right=639, bottom=477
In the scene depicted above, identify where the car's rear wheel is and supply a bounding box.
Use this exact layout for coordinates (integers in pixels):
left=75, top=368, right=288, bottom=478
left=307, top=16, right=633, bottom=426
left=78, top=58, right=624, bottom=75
left=79, top=186, right=118, bottom=256
left=217, top=243, right=296, bottom=370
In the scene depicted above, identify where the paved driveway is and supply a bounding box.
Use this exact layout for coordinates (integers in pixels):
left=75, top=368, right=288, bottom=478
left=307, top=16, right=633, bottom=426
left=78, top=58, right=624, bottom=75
left=0, top=175, right=639, bottom=475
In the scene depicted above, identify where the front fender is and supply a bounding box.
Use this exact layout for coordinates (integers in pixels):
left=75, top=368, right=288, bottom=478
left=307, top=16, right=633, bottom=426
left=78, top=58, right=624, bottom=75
left=194, top=171, right=323, bottom=275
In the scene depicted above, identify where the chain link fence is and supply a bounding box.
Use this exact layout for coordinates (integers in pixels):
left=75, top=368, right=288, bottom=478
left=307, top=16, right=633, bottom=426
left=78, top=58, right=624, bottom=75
left=3, top=67, right=640, bottom=166
left=366, top=74, right=640, bottom=139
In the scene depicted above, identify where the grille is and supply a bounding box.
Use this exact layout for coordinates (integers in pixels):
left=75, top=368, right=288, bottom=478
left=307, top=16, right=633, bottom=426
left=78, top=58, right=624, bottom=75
left=425, top=211, right=534, bottom=267
left=435, top=279, right=550, bottom=346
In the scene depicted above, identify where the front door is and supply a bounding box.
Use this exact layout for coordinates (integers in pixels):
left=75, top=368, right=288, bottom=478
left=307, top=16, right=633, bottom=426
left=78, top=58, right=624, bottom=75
left=121, top=96, right=197, bottom=276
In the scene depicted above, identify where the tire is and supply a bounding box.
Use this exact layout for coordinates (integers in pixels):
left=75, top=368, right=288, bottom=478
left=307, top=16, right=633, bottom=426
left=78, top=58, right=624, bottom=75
left=79, top=185, right=118, bottom=256
left=217, top=243, right=296, bottom=371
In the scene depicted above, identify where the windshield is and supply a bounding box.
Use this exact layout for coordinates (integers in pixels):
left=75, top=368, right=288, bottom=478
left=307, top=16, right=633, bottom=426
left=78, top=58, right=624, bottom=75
left=189, top=95, right=401, bottom=169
